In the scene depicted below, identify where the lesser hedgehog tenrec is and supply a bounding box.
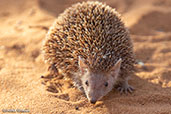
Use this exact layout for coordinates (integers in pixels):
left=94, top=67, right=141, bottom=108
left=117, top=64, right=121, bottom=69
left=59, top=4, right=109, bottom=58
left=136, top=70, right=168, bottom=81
left=42, top=1, right=135, bottom=104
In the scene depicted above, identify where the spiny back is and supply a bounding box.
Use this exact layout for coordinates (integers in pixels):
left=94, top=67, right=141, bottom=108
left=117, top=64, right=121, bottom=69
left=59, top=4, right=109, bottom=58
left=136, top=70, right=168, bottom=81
left=43, top=1, right=135, bottom=76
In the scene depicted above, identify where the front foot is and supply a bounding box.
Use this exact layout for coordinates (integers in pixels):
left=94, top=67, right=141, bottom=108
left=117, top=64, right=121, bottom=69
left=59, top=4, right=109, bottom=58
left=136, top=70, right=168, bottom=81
left=116, top=81, right=134, bottom=94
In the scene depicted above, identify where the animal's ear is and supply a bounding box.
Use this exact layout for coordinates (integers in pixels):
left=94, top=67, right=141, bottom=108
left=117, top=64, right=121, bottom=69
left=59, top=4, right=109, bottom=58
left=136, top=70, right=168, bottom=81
left=110, top=58, right=122, bottom=77
left=78, top=56, right=89, bottom=73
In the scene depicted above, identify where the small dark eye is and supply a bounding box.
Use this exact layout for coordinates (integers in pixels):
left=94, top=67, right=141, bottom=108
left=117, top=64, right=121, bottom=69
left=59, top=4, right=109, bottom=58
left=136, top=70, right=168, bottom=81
left=105, top=82, right=108, bottom=87
left=85, top=80, right=89, bottom=86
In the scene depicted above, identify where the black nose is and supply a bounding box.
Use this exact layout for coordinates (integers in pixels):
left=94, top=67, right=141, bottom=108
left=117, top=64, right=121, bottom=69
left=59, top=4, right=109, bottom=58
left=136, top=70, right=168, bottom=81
left=90, top=100, right=96, bottom=104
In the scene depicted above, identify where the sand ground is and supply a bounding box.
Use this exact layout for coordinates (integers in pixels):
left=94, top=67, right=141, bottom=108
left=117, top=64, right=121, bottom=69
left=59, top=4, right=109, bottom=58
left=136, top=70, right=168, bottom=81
left=0, top=0, right=171, bottom=114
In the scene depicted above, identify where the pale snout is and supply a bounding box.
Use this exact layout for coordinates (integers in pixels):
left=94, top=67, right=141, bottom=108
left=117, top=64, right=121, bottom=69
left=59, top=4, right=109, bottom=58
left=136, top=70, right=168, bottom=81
left=87, top=90, right=102, bottom=104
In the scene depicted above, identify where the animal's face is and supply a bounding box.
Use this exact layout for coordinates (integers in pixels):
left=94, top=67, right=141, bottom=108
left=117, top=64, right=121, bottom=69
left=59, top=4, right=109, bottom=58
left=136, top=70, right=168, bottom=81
left=78, top=57, right=122, bottom=104
left=81, top=71, right=117, bottom=104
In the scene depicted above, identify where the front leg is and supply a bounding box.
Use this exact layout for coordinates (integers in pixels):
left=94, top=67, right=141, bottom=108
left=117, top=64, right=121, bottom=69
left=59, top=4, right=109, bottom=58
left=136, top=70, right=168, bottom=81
left=115, top=79, right=134, bottom=94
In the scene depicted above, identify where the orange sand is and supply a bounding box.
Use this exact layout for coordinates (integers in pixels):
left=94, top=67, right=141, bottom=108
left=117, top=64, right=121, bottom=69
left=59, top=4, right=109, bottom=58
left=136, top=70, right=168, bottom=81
left=0, top=0, right=171, bottom=114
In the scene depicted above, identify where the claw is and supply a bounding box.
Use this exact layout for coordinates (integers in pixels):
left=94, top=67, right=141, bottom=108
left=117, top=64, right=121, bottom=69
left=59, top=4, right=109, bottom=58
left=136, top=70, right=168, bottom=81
left=117, top=83, right=134, bottom=94
left=120, top=88, right=124, bottom=94
left=127, top=86, right=134, bottom=93
left=117, top=87, right=121, bottom=91
left=124, top=89, right=128, bottom=94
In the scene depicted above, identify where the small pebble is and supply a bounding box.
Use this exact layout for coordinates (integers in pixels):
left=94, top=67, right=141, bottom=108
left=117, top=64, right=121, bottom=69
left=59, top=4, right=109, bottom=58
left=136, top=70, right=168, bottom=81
left=137, top=61, right=144, bottom=66
left=137, top=61, right=148, bottom=71
left=40, top=75, right=44, bottom=78
left=75, top=106, right=79, bottom=110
